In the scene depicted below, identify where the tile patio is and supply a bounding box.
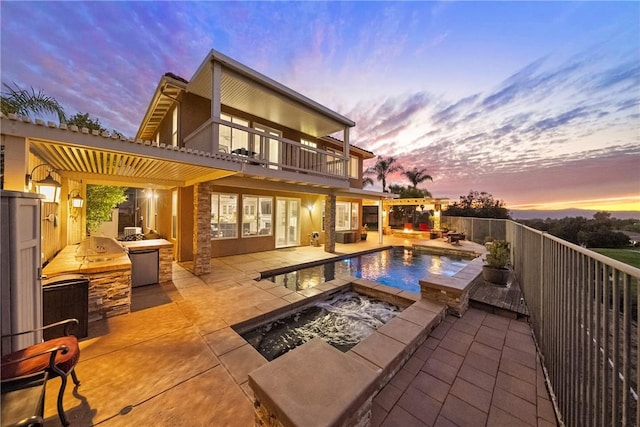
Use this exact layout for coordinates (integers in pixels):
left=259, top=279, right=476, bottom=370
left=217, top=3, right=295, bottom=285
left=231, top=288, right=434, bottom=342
left=40, top=234, right=558, bottom=426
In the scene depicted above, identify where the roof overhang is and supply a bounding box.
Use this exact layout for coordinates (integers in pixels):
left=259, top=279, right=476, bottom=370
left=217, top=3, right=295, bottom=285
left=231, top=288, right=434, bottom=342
left=136, top=74, right=187, bottom=141
left=4, top=117, right=239, bottom=190
left=186, top=49, right=355, bottom=137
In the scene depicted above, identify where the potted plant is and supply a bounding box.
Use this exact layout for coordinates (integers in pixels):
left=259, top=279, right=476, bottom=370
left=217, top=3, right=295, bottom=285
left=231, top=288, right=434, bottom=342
left=482, top=239, right=510, bottom=286
left=361, top=224, right=368, bottom=241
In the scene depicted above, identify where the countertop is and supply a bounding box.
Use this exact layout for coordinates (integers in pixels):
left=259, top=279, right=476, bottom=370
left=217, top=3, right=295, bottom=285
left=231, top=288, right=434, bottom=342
left=121, top=239, right=173, bottom=251
left=43, top=244, right=131, bottom=277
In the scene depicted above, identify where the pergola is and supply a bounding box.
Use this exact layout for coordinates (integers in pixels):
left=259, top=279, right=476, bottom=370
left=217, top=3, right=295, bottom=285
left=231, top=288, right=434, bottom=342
left=363, top=197, right=450, bottom=231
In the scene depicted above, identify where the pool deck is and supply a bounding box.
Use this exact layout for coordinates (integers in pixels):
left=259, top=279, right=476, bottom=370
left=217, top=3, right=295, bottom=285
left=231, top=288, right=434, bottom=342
left=41, top=233, right=558, bottom=426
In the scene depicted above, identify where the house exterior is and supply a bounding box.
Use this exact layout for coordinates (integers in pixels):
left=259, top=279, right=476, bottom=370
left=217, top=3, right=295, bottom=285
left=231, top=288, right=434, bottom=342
left=1, top=49, right=386, bottom=275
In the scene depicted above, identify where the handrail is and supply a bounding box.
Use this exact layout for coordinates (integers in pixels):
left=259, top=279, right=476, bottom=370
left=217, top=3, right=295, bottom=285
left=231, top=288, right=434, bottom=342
left=183, top=116, right=349, bottom=180
left=443, top=215, right=639, bottom=426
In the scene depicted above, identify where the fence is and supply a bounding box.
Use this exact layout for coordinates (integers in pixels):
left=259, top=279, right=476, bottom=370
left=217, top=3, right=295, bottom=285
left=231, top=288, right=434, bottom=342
left=441, top=216, right=506, bottom=243
left=444, top=216, right=640, bottom=425
left=505, top=220, right=639, bottom=426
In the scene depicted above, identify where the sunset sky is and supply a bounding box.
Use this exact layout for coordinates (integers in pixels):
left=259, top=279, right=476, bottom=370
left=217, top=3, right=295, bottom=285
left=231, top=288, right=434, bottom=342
left=1, top=2, right=638, bottom=212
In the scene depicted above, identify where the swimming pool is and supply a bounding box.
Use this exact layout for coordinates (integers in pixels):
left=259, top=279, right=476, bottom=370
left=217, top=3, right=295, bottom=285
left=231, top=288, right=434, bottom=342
left=263, top=247, right=473, bottom=293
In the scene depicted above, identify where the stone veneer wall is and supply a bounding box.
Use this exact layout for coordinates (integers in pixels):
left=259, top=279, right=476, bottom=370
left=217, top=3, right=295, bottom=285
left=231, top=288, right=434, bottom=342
left=193, top=182, right=212, bottom=275
left=420, top=286, right=469, bottom=317
left=159, top=247, right=173, bottom=283
left=88, top=268, right=131, bottom=322
left=324, top=194, right=336, bottom=253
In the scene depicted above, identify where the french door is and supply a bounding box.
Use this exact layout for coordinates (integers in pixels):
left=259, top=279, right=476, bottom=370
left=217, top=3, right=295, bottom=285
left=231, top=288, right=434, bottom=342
left=275, top=198, right=300, bottom=248
left=254, top=124, right=281, bottom=169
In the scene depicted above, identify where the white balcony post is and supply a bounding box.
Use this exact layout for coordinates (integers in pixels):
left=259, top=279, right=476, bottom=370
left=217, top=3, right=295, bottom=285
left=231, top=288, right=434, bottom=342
left=211, top=61, right=222, bottom=153
left=343, top=126, right=350, bottom=178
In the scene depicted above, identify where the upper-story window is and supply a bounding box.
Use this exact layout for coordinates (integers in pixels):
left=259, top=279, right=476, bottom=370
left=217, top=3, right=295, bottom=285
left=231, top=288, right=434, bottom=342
left=220, top=113, right=249, bottom=153
left=172, top=107, right=178, bottom=147
left=301, top=139, right=317, bottom=152
left=349, top=156, right=359, bottom=179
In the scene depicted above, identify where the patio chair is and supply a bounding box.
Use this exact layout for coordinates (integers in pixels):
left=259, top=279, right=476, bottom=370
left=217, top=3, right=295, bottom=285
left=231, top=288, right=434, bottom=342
left=418, top=223, right=430, bottom=232
left=1, top=319, right=81, bottom=426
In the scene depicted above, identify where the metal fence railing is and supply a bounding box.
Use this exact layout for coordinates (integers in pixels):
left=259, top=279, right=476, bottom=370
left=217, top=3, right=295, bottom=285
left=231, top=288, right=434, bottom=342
left=442, top=216, right=506, bottom=244
left=506, top=220, right=639, bottom=427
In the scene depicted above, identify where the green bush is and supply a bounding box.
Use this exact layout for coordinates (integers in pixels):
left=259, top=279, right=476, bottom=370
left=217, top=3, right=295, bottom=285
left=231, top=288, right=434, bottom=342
left=485, top=240, right=510, bottom=269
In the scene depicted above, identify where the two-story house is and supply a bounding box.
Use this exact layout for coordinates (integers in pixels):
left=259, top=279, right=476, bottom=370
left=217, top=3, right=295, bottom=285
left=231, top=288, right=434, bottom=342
left=1, top=49, right=386, bottom=276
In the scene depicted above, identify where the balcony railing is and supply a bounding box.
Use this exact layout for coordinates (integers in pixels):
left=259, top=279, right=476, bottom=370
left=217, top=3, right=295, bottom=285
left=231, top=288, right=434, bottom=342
left=444, top=216, right=639, bottom=426
left=184, top=117, right=348, bottom=180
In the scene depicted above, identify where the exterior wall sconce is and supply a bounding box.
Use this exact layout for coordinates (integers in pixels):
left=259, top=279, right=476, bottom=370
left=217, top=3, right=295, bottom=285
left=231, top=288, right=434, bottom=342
left=69, top=190, right=84, bottom=208
left=25, top=164, right=61, bottom=203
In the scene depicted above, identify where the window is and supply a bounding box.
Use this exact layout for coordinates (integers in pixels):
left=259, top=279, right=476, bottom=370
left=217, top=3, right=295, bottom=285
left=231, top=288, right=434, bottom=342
left=171, top=190, right=178, bottom=239
left=242, top=196, right=273, bottom=237
left=211, top=193, right=238, bottom=239
left=349, top=156, right=359, bottom=179
left=351, top=203, right=359, bottom=230
left=146, top=190, right=158, bottom=230
left=336, top=201, right=359, bottom=231
left=172, top=107, right=178, bottom=147
left=220, top=113, right=249, bottom=153
left=301, top=139, right=317, bottom=151
left=336, top=202, right=350, bottom=231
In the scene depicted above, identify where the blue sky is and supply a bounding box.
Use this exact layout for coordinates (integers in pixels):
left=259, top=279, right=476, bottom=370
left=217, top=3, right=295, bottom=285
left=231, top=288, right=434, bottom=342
left=1, top=1, right=638, bottom=211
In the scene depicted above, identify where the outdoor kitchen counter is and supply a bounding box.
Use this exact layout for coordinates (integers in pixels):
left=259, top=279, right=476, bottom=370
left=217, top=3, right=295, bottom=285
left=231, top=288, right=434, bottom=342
left=121, top=239, right=173, bottom=251
left=43, top=244, right=132, bottom=322
left=121, top=239, right=174, bottom=284
left=42, top=244, right=131, bottom=276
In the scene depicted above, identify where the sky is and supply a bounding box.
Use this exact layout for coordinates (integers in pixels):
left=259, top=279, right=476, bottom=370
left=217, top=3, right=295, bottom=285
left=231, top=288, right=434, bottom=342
left=1, top=1, right=639, bottom=213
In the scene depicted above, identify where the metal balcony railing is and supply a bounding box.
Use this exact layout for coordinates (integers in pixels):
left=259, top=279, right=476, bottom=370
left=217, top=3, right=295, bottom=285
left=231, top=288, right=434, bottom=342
left=184, top=117, right=348, bottom=180
left=444, top=217, right=639, bottom=426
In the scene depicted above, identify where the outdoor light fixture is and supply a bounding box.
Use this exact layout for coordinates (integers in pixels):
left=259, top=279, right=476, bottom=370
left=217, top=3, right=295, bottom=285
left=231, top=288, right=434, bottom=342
left=69, top=189, right=84, bottom=208
left=26, top=164, right=61, bottom=203
left=68, top=189, right=84, bottom=219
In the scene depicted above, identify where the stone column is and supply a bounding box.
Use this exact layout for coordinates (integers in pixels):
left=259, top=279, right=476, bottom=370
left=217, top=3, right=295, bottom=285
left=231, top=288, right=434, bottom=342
left=324, top=194, right=336, bottom=253
left=193, top=182, right=211, bottom=275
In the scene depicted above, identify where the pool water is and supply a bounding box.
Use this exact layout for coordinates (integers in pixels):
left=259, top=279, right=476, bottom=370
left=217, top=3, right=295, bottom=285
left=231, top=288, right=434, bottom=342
left=265, top=247, right=471, bottom=293
left=240, top=291, right=401, bottom=361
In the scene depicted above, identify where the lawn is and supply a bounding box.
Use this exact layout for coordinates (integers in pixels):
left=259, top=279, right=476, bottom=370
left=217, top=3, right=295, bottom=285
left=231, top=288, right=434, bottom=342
left=592, top=248, right=640, bottom=269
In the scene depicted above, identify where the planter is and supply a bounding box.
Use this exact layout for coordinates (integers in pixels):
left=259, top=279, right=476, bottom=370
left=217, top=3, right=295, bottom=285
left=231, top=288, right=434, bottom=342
left=482, top=265, right=510, bottom=286
left=361, top=233, right=367, bottom=241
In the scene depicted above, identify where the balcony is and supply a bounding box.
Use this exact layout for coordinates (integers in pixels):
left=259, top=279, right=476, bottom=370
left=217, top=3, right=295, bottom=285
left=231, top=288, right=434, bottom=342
left=184, top=117, right=348, bottom=184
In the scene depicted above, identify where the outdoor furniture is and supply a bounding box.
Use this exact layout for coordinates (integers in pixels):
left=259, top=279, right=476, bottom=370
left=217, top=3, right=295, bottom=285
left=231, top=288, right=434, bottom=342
left=1, top=370, right=48, bottom=427
left=1, top=319, right=81, bottom=426
left=447, top=232, right=465, bottom=244
left=336, top=231, right=357, bottom=244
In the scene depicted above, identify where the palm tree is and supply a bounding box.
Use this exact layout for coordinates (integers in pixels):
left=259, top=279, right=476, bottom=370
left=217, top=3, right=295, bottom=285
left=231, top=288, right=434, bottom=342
left=365, top=156, right=403, bottom=192
left=1, top=82, right=66, bottom=123
left=403, top=167, right=433, bottom=189
left=362, top=177, right=374, bottom=188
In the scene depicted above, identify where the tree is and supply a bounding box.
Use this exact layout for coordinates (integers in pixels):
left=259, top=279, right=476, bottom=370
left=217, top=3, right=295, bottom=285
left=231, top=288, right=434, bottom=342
left=86, top=185, right=128, bottom=233
left=1, top=82, right=66, bottom=123
left=444, top=190, right=510, bottom=219
left=362, top=177, right=374, bottom=188
left=66, top=112, right=106, bottom=132
left=403, top=167, right=433, bottom=189
left=365, top=156, right=403, bottom=192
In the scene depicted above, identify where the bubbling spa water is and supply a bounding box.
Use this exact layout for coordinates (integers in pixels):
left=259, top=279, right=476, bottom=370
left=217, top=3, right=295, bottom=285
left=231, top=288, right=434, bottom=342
left=241, top=291, right=401, bottom=361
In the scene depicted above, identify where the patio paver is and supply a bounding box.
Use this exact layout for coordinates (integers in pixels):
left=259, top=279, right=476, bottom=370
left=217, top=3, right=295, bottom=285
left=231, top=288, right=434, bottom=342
left=40, top=234, right=557, bottom=426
